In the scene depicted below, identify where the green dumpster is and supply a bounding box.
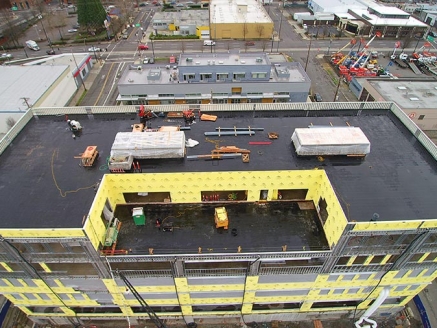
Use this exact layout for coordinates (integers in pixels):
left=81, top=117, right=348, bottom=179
left=132, top=207, right=145, bottom=226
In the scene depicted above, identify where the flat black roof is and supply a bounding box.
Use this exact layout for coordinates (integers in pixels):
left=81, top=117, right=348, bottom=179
left=1, top=109, right=436, bottom=230
left=114, top=202, right=328, bottom=254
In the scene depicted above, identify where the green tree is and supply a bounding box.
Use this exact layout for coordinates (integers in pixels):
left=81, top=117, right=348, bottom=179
left=77, top=0, right=107, bottom=34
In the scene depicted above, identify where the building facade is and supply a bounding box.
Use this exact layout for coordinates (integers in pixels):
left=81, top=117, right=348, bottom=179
left=118, top=53, right=311, bottom=105
left=0, top=102, right=437, bottom=327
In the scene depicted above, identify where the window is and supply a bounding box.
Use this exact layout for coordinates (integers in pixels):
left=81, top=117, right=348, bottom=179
left=251, top=72, right=267, bottom=79
left=231, top=87, right=242, bottom=95
left=418, top=115, right=425, bottom=120
left=200, top=73, right=212, bottom=81
left=158, top=94, right=174, bottom=98
left=216, top=73, right=228, bottom=80
left=233, top=72, right=245, bottom=80
left=185, top=93, right=201, bottom=98
left=183, top=73, right=195, bottom=81
left=274, top=91, right=289, bottom=95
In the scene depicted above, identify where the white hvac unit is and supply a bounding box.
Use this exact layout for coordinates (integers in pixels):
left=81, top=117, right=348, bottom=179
left=110, top=131, right=186, bottom=160
left=291, top=127, right=370, bottom=156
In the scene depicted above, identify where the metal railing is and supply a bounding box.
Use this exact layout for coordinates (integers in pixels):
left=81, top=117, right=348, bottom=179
left=259, top=265, right=322, bottom=275
left=0, top=109, right=33, bottom=156
left=390, top=102, right=437, bottom=160
left=113, top=269, right=174, bottom=278
left=185, top=268, right=248, bottom=277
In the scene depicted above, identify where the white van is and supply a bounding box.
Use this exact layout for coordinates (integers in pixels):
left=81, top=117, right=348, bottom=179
left=26, top=40, right=40, bottom=51
left=203, top=40, right=216, bottom=46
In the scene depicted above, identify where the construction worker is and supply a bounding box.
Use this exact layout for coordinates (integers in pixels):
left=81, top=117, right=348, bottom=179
left=183, top=110, right=195, bottom=125
left=67, top=119, right=82, bottom=131
left=139, top=105, right=153, bottom=124
left=67, top=120, right=82, bottom=138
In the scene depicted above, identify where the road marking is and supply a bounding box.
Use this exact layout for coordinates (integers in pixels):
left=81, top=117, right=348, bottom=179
left=104, top=62, right=125, bottom=105
left=94, top=62, right=115, bottom=106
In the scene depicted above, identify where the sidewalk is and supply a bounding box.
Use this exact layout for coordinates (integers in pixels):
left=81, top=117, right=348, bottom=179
left=68, top=60, right=105, bottom=106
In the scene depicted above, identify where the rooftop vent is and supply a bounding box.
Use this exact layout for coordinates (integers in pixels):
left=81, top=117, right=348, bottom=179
left=397, top=86, right=407, bottom=90
left=186, top=57, right=193, bottom=62
left=256, top=57, right=263, bottom=63
left=195, top=61, right=201, bottom=65
left=240, top=60, right=246, bottom=64
left=409, top=97, right=420, bottom=101
left=218, top=61, right=224, bottom=64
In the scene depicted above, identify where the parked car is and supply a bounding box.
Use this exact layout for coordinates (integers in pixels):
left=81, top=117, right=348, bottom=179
left=88, top=46, right=101, bottom=52
left=122, top=33, right=128, bottom=39
left=203, top=40, right=215, bottom=46
left=149, top=57, right=155, bottom=64
left=139, top=2, right=149, bottom=6
left=72, top=23, right=80, bottom=29
left=138, top=44, right=149, bottom=50
left=176, top=3, right=184, bottom=6
left=1, top=53, right=12, bottom=58
left=67, top=29, right=78, bottom=33
left=46, top=49, right=55, bottom=55
left=186, top=1, right=195, bottom=5
left=245, top=41, right=255, bottom=46
left=143, top=57, right=149, bottom=64
left=314, top=93, right=323, bottom=102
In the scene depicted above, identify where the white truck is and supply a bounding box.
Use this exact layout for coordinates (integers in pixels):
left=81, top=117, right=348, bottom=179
left=26, top=40, right=40, bottom=51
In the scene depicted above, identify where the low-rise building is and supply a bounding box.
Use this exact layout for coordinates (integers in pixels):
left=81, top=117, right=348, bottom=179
left=117, top=52, right=311, bottom=105
left=210, top=0, right=274, bottom=40
left=350, top=77, right=437, bottom=131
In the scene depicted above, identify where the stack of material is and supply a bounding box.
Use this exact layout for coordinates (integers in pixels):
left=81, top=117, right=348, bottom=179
left=110, top=131, right=186, bottom=161
left=291, top=127, right=370, bottom=156
left=201, top=114, right=217, bottom=122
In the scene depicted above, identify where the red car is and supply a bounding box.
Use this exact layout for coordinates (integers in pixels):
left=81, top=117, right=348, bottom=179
left=138, top=44, right=149, bottom=50
left=245, top=41, right=255, bottom=46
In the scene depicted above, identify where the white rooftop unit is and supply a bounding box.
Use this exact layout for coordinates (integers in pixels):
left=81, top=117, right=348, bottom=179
left=291, top=127, right=370, bottom=156
left=110, top=131, right=186, bottom=160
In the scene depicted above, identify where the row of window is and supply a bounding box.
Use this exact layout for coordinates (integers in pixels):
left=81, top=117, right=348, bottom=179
left=182, top=72, right=268, bottom=81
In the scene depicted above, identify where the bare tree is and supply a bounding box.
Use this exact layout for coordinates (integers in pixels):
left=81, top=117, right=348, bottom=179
left=0, top=8, right=20, bottom=47
left=255, top=24, right=265, bottom=39
left=262, top=40, right=267, bottom=51
left=6, top=117, right=16, bottom=130
left=242, top=22, right=248, bottom=40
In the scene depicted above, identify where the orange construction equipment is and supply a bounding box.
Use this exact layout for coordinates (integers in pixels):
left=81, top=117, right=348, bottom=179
left=214, top=207, right=229, bottom=229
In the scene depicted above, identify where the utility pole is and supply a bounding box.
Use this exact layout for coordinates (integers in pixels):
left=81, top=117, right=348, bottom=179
left=276, top=8, right=283, bottom=52
left=38, top=14, right=53, bottom=51
left=71, top=47, right=87, bottom=92
left=20, top=97, right=32, bottom=109
left=333, top=76, right=341, bottom=102
left=304, top=34, right=313, bottom=72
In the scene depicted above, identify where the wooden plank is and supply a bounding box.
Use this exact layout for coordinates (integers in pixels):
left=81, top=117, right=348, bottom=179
left=167, top=112, right=184, bottom=118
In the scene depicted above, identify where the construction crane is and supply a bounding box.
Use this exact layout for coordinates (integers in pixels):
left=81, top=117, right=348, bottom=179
left=117, top=270, right=168, bottom=328
left=350, top=32, right=381, bottom=68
